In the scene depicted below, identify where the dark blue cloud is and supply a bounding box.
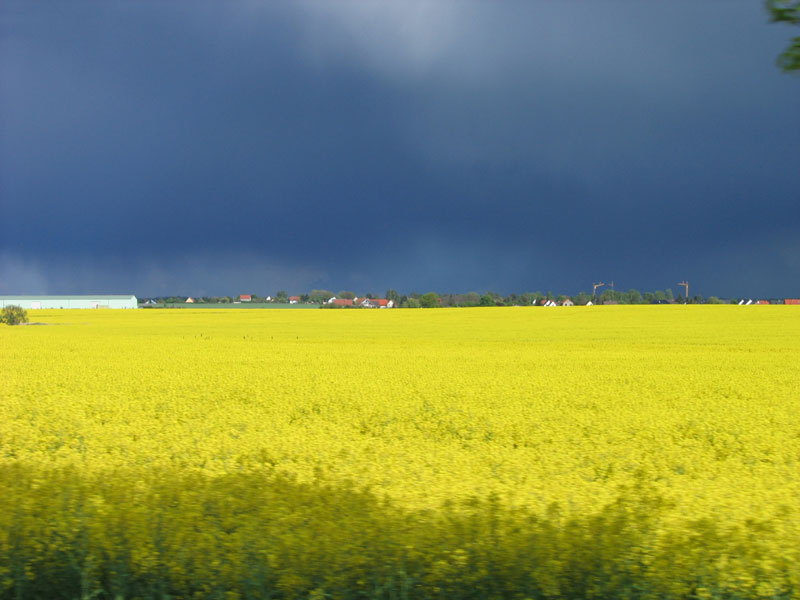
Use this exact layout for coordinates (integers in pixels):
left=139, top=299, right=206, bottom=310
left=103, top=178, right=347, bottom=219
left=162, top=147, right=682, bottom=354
left=1, top=0, right=798, bottom=297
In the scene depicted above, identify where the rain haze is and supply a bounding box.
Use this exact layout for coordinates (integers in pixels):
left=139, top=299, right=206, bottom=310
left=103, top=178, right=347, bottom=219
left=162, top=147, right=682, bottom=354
left=1, top=0, right=798, bottom=298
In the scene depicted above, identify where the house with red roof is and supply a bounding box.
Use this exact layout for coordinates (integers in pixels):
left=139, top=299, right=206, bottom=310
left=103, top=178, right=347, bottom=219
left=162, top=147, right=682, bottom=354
left=289, top=296, right=300, bottom=304
left=359, top=298, right=394, bottom=308
left=329, top=298, right=354, bottom=307
left=239, top=294, right=252, bottom=302
left=326, top=297, right=393, bottom=308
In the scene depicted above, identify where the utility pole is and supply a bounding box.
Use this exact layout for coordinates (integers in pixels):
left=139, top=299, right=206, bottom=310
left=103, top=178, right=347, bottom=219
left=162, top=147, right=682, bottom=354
left=679, top=281, right=689, bottom=302
left=609, top=281, right=615, bottom=300
left=592, top=282, right=605, bottom=300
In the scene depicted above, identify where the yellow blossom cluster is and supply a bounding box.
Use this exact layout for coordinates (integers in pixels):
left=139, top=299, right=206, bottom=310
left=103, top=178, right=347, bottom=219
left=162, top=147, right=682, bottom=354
left=1, top=306, right=798, bottom=598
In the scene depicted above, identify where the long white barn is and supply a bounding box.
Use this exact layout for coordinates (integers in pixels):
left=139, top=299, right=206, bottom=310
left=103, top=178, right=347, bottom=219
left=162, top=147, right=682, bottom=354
left=0, top=295, right=137, bottom=309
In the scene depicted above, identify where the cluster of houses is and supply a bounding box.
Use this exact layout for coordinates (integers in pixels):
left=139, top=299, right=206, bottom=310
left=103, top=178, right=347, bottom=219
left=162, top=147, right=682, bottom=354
left=326, top=297, right=394, bottom=308
left=539, top=299, right=575, bottom=306
left=535, top=298, right=800, bottom=306
left=176, top=294, right=395, bottom=306
left=237, top=294, right=306, bottom=303
left=160, top=295, right=800, bottom=307
left=738, top=299, right=800, bottom=305
left=235, top=294, right=395, bottom=307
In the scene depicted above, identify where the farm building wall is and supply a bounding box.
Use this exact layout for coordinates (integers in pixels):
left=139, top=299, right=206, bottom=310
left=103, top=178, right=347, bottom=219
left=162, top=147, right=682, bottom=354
left=0, top=296, right=138, bottom=309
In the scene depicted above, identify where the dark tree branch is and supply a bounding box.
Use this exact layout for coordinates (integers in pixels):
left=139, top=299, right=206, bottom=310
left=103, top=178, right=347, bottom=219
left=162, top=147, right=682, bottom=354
left=767, top=0, right=800, bottom=71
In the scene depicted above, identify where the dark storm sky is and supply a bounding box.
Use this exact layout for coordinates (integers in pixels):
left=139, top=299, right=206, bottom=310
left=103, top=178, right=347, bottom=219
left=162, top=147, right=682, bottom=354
left=1, top=1, right=798, bottom=297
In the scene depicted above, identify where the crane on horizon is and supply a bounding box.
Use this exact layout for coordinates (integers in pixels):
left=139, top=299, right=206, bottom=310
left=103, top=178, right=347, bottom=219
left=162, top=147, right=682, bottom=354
left=679, top=281, right=689, bottom=301
left=592, top=282, right=605, bottom=299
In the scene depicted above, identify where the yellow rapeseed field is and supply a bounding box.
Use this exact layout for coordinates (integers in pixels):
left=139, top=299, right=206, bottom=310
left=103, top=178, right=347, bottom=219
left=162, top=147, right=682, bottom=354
left=1, top=306, right=798, bottom=599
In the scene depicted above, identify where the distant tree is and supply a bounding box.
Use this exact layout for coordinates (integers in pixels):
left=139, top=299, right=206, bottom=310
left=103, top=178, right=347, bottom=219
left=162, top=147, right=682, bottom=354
left=480, top=294, right=495, bottom=307
left=643, top=292, right=655, bottom=303
left=275, top=291, right=288, bottom=303
left=402, top=298, right=421, bottom=308
left=707, top=296, right=724, bottom=304
left=1, top=305, right=28, bottom=325
left=300, top=294, right=310, bottom=303
left=386, top=290, right=401, bottom=305
left=453, top=293, right=478, bottom=307
left=627, top=289, right=643, bottom=304
left=574, top=291, right=590, bottom=305
left=654, top=290, right=666, bottom=301
left=599, top=289, right=614, bottom=303
left=458, top=292, right=479, bottom=307
left=767, top=0, right=800, bottom=71
left=309, top=289, right=334, bottom=304
left=665, top=288, right=674, bottom=301
left=420, top=292, right=440, bottom=308
left=439, top=294, right=455, bottom=307
left=516, top=292, right=532, bottom=306
left=556, top=294, right=566, bottom=303
left=338, top=291, right=355, bottom=300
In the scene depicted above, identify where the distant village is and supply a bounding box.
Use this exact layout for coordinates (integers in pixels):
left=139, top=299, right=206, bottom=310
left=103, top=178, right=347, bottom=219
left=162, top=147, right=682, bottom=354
left=3, top=289, right=799, bottom=311
left=171, top=295, right=396, bottom=308
left=138, top=286, right=800, bottom=309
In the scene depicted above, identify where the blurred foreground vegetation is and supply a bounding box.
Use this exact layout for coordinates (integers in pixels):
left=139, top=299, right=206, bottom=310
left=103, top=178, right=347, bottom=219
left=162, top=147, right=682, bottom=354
left=768, top=0, right=800, bottom=71
left=2, top=465, right=796, bottom=600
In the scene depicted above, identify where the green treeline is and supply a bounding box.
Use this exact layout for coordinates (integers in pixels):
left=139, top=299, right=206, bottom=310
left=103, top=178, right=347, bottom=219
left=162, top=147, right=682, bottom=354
left=145, top=288, right=739, bottom=308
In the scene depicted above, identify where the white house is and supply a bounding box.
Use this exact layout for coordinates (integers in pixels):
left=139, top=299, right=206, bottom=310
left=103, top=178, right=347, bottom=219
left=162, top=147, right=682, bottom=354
left=362, top=298, right=393, bottom=308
